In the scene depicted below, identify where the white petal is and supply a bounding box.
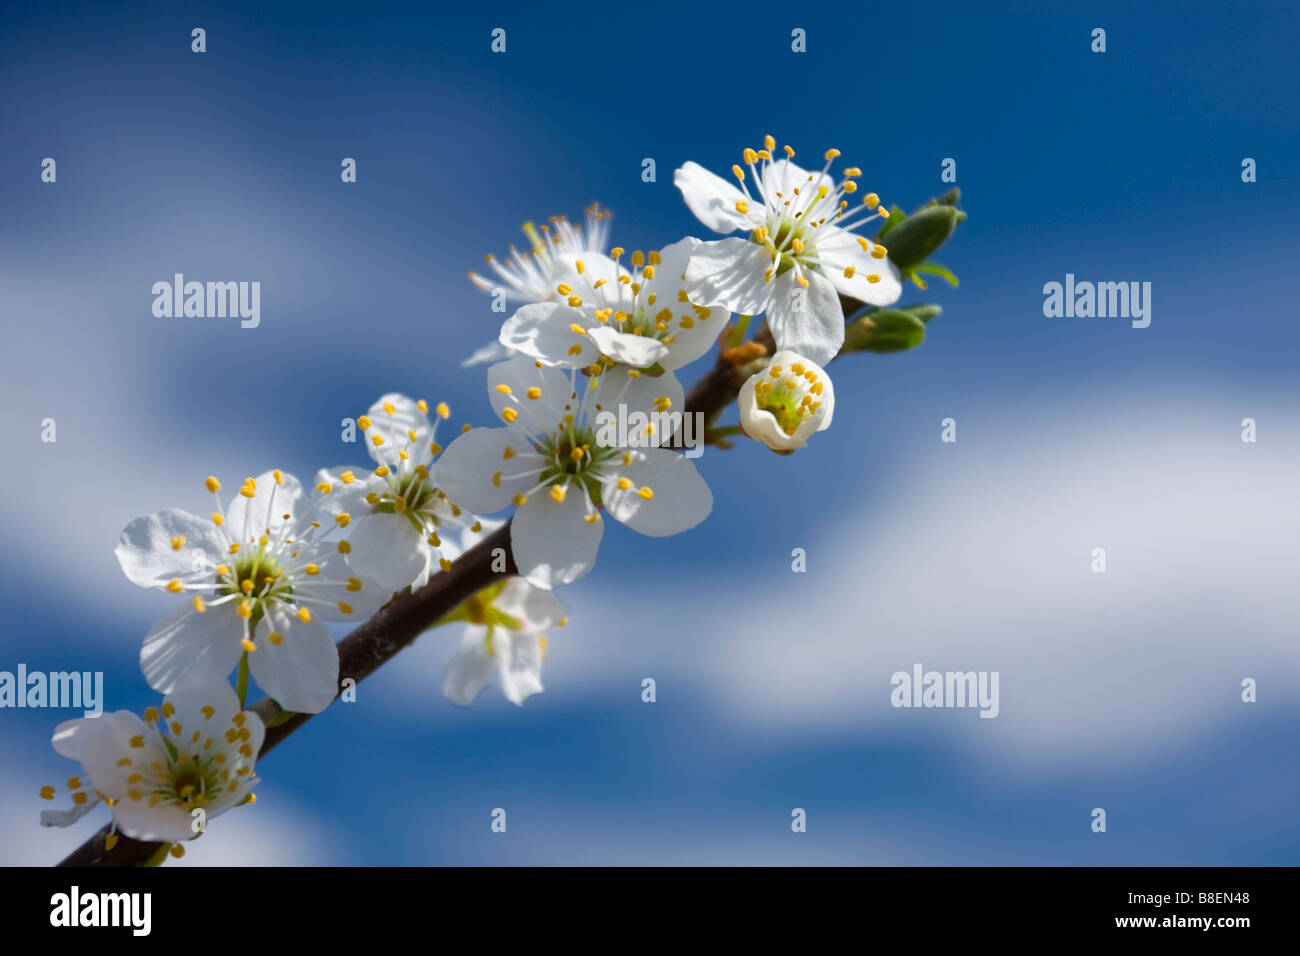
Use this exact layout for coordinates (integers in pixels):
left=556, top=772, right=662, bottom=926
left=601, top=447, right=712, bottom=537
left=553, top=251, right=626, bottom=300
left=594, top=365, right=686, bottom=418
left=116, top=509, right=226, bottom=589
left=487, top=356, right=573, bottom=428
left=495, top=630, right=545, bottom=706
left=299, top=548, right=387, bottom=621
left=511, top=486, right=603, bottom=588
left=642, top=237, right=728, bottom=370
left=363, top=394, right=435, bottom=469
left=760, top=159, right=835, bottom=216
left=441, top=626, right=498, bottom=707
left=499, top=301, right=595, bottom=368
left=586, top=326, right=669, bottom=368
left=239, top=710, right=266, bottom=764
left=674, top=161, right=764, bottom=233
left=110, top=799, right=200, bottom=844
left=441, top=516, right=506, bottom=561
left=815, top=229, right=904, bottom=306
left=51, top=717, right=95, bottom=760
left=140, top=601, right=245, bottom=695
left=494, top=577, right=567, bottom=630
left=463, top=339, right=514, bottom=367
left=591, top=366, right=688, bottom=450
left=344, top=511, right=428, bottom=592
left=163, top=677, right=242, bottom=739
left=684, top=237, right=775, bottom=315
left=224, top=470, right=307, bottom=542
left=250, top=604, right=340, bottom=714
left=313, top=466, right=380, bottom=517
left=73, top=711, right=163, bottom=800
left=436, top=427, right=539, bottom=514
left=41, top=796, right=101, bottom=828
left=765, top=268, right=844, bottom=365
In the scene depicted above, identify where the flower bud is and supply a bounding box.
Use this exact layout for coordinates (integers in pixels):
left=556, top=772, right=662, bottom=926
left=881, top=205, right=965, bottom=273
left=842, top=309, right=927, bottom=354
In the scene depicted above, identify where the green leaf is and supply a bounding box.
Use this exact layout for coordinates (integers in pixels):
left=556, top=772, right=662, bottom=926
left=913, top=262, right=959, bottom=287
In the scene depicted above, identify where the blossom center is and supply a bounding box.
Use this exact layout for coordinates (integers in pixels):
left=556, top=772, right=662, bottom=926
left=754, top=361, right=825, bottom=435
left=537, top=425, right=616, bottom=502
left=219, top=551, right=291, bottom=602
left=751, top=220, right=813, bottom=277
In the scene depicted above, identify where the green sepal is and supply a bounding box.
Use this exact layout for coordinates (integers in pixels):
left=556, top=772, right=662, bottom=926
left=900, top=303, right=942, bottom=324
left=259, top=702, right=298, bottom=728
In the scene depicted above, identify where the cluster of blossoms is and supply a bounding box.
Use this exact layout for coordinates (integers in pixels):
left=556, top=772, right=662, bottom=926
left=42, top=392, right=568, bottom=852
left=42, top=136, right=935, bottom=859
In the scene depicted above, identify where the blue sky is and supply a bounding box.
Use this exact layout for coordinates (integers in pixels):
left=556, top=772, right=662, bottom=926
left=1, top=1, right=1298, bottom=864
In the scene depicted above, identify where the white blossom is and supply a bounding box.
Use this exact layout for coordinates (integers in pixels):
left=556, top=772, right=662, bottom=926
left=116, top=469, right=384, bottom=714
left=675, top=138, right=902, bottom=363
left=465, top=205, right=614, bottom=366
left=436, top=356, right=711, bottom=588
left=318, top=393, right=480, bottom=593
left=737, top=350, right=835, bottom=453
left=498, top=238, right=727, bottom=372
left=41, top=678, right=261, bottom=847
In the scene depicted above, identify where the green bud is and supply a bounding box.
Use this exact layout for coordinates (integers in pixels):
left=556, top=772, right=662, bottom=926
left=842, top=309, right=926, bottom=354
left=882, top=205, right=965, bottom=273
left=900, top=303, right=942, bottom=324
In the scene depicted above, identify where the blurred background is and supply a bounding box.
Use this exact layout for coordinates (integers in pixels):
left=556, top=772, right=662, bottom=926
left=2, top=0, right=1297, bottom=864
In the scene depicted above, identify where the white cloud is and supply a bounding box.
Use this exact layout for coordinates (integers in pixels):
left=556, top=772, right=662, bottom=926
left=376, top=391, right=1300, bottom=768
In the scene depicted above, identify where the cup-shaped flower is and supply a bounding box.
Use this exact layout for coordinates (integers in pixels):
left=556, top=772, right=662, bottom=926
left=674, top=138, right=902, bottom=364
left=498, top=238, right=729, bottom=373
left=435, top=356, right=712, bottom=588
left=40, top=678, right=261, bottom=846
left=318, top=393, right=479, bottom=593
left=464, top=204, right=614, bottom=366
left=738, top=350, right=835, bottom=453
left=116, top=470, right=384, bottom=714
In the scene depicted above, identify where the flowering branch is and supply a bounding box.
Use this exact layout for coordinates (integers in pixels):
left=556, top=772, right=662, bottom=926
left=55, top=328, right=774, bottom=866
left=56, top=522, right=515, bottom=866
left=44, top=144, right=964, bottom=868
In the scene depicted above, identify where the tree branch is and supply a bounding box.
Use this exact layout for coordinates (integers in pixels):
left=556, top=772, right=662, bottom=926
left=55, top=332, right=778, bottom=867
